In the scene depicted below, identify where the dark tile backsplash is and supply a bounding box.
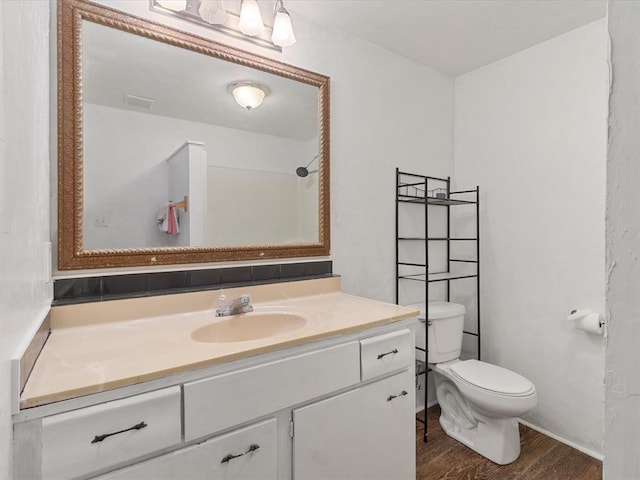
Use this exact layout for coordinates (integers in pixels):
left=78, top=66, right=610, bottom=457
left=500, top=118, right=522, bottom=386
left=102, top=274, right=148, bottom=296
left=146, top=271, right=188, bottom=293
left=305, top=261, right=333, bottom=276
left=188, top=268, right=222, bottom=288
left=251, top=264, right=281, bottom=281
left=53, top=261, right=333, bottom=305
left=53, top=277, right=102, bottom=301
left=280, top=263, right=307, bottom=278
left=220, top=266, right=252, bottom=284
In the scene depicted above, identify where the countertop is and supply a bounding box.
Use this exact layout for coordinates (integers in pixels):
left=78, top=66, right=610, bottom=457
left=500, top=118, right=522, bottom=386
left=21, top=277, right=419, bottom=408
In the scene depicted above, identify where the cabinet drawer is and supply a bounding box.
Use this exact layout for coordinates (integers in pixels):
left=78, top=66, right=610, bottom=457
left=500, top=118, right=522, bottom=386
left=95, top=419, right=277, bottom=480
left=42, top=386, right=181, bottom=480
left=184, top=341, right=360, bottom=441
left=360, top=329, right=413, bottom=380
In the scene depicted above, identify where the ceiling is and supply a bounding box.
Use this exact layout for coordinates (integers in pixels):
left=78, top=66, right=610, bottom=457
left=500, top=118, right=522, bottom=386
left=287, top=0, right=607, bottom=77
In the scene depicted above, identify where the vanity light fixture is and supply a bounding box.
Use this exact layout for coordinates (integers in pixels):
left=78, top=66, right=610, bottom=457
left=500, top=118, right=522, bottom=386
left=228, top=81, right=270, bottom=110
left=155, top=0, right=187, bottom=11
left=238, top=0, right=265, bottom=36
left=271, top=0, right=296, bottom=47
left=151, top=0, right=296, bottom=51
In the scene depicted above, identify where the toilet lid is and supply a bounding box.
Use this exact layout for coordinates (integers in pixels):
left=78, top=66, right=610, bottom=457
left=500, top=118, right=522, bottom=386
left=449, top=360, right=535, bottom=396
left=405, top=301, right=466, bottom=320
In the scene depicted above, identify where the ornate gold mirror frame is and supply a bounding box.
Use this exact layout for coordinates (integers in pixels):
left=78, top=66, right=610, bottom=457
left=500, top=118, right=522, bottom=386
left=58, top=0, right=330, bottom=270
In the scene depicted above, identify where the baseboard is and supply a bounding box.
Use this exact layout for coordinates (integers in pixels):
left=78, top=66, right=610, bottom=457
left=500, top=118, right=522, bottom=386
left=518, top=418, right=603, bottom=461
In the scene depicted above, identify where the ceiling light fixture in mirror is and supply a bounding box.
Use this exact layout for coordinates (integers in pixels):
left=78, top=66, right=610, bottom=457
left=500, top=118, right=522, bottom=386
left=228, top=81, right=270, bottom=110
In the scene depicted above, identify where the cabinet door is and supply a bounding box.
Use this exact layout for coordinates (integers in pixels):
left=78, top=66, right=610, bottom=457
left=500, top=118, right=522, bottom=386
left=95, top=418, right=277, bottom=480
left=293, top=370, right=415, bottom=480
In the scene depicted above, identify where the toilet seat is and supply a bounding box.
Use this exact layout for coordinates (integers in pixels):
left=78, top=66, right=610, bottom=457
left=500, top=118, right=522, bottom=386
left=449, top=360, right=535, bottom=397
left=434, top=359, right=537, bottom=419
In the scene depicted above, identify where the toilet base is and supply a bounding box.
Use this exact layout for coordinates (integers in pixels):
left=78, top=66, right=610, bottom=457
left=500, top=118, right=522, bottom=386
left=439, top=410, right=521, bottom=465
left=433, top=366, right=524, bottom=465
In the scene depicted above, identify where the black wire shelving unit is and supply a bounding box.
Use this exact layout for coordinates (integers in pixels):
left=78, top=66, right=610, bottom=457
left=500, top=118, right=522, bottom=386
left=394, top=168, right=481, bottom=443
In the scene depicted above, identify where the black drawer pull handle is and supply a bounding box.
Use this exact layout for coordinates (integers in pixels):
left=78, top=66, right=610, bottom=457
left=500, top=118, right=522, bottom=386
left=377, top=349, right=398, bottom=360
left=91, top=421, right=147, bottom=444
left=387, top=390, right=408, bottom=402
left=221, top=444, right=260, bottom=464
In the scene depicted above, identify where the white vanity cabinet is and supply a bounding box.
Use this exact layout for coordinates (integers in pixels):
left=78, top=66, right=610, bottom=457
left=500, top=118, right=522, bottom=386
left=14, top=323, right=416, bottom=480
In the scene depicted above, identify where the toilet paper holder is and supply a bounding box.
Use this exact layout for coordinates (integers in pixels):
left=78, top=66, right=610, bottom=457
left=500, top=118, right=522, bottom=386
left=567, top=308, right=605, bottom=335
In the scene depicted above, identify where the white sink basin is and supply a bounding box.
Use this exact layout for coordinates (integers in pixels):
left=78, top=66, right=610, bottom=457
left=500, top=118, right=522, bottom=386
left=191, top=312, right=308, bottom=343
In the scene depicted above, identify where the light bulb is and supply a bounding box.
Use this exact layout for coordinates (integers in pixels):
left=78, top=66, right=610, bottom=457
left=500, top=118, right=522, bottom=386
left=199, top=0, right=228, bottom=25
left=271, top=5, right=296, bottom=47
left=238, top=0, right=264, bottom=36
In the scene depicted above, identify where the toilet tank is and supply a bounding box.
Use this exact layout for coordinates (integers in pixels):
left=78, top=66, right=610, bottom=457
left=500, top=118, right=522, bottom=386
left=428, top=302, right=466, bottom=363
left=407, top=302, right=466, bottom=363
left=423, top=302, right=466, bottom=363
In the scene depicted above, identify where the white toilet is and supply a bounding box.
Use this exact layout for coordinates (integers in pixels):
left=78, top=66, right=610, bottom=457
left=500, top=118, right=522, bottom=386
left=412, top=301, right=537, bottom=465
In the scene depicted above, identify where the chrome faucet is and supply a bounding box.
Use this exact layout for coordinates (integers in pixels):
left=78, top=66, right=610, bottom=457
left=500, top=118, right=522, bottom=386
left=216, top=294, right=253, bottom=317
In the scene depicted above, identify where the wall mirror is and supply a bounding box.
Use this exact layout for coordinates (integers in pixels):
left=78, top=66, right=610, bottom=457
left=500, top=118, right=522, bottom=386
left=58, top=0, right=330, bottom=270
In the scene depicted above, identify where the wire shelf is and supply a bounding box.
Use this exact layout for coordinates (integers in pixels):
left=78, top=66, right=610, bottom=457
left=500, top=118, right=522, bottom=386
left=395, top=168, right=480, bottom=444
left=397, top=272, right=478, bottom=283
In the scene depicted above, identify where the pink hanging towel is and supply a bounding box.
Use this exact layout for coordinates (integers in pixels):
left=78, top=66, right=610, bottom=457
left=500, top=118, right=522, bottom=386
left=167, top=204, right=180, bottom=235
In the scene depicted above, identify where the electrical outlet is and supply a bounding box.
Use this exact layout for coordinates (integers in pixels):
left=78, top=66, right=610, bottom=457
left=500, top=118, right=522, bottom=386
left=92, top=213, right=110, bottom=228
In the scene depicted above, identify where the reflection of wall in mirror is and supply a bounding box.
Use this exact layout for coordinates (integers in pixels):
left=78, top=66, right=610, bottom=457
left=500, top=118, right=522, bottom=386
left=83, top=104, right=169, bottom=250
left=82, top=103, right=319, bottom=250
left=207, top=134, right=319, bottom=246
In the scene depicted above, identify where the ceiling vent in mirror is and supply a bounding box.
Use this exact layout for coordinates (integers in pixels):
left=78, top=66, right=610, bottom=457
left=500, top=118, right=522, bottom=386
left=124, top=94, right=156, bottom=110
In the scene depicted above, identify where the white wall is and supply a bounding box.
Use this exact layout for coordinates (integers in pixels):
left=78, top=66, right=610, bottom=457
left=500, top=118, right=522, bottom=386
left=0, top=1, right=52, bottom=477
left=604, top=2, right=640, bottom=478
left=318, top=29, right=454, bottom=301
left=454, top=20, right=608, bottom=457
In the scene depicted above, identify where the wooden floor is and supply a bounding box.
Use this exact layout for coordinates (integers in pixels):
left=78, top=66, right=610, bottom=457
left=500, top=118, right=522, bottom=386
left=416, top=406, right=602, bottom=480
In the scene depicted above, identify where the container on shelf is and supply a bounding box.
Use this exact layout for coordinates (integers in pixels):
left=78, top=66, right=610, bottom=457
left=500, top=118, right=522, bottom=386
left=428, top=188, right=447, bottom=199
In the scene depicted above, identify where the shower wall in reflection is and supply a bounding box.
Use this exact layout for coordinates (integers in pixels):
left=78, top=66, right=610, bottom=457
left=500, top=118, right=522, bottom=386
left=207, top=166, right=318, bottom=246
